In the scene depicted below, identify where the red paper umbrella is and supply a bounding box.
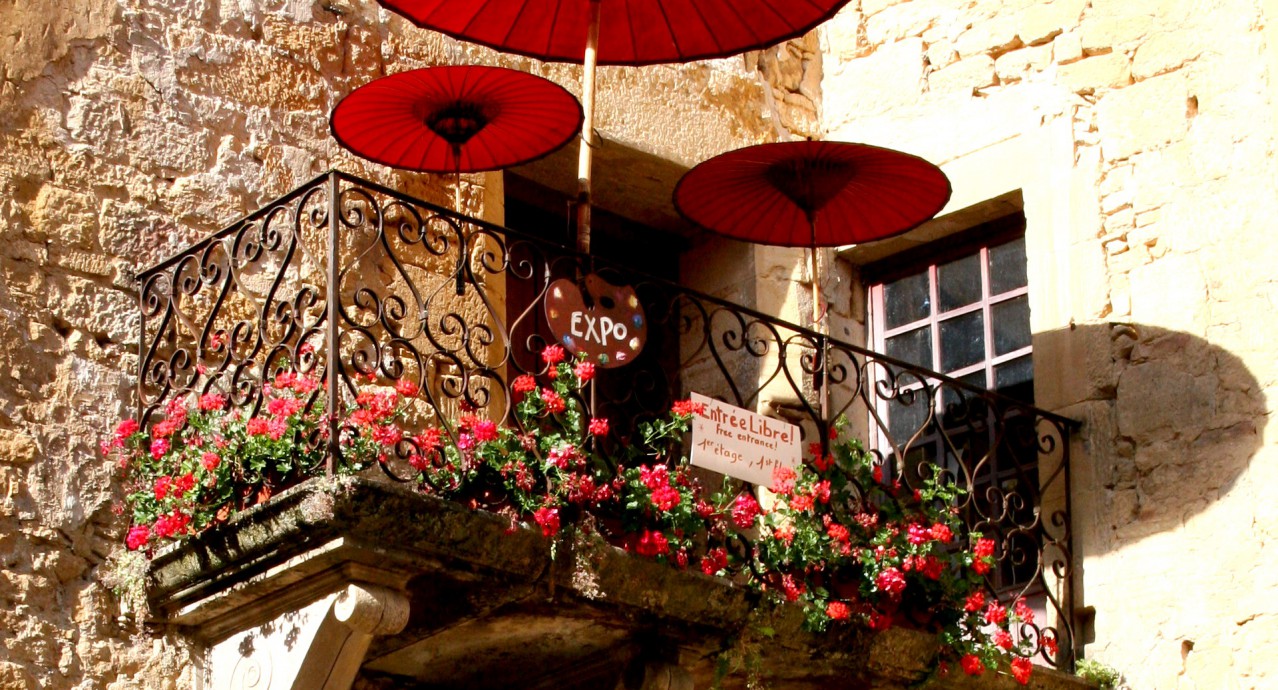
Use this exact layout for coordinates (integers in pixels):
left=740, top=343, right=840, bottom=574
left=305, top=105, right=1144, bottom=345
left=674, top=140, right=950, bottom=247
left=377, top=0, right=854, bottom=254
left=674, top=140, right=950, bottom=319
left=376, top=0, right=852, bottom=66
left=330, top=66, right=583, bottom=174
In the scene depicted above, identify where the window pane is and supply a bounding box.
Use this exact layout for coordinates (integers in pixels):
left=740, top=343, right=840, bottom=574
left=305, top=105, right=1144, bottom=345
left=941, top=370, right=988, bottom=419
left=994, top=355, right=1034, bottom=402
left=888, top=391, right=931, bottom=442
left=992, top=295, right=1031, bottom=355
left=938, top=253, right=982, bottom=312
left=883, top=270, right=930, bottom=328
left=989, top=237, right=1027, bottom=295
left=885, top=326, right=932, bottom=369
left=939, top=311, right=984, bottom=372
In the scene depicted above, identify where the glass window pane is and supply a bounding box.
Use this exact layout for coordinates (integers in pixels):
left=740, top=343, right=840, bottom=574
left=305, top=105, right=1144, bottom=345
left=883, top=270, right=930, bottom=328
left=989, top=237, right=1027, bottom=295
left=939, top=311, right=985, bottom=372
left=888, top=392, right=931, bottom=443
left=938, top=253, right=982, bottom=312
left=941, top=370, right=988, bottom=417
left=994, top=355, right=1034, bottom=402
left=992, top=295, right=1031, bottom=355
left=885, top=326, right=932, bottom=369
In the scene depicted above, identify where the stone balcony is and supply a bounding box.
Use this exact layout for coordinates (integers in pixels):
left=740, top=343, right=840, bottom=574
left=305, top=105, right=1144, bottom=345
left=147, top=478, right=1090, bottom=690
left=134, top=171, right=1081, bottom=685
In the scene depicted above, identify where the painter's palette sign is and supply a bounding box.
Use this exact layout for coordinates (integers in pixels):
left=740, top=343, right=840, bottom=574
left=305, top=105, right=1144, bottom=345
left=689, top=392, right=801, bottom=486
left=545, top=274, right=647, bottom=368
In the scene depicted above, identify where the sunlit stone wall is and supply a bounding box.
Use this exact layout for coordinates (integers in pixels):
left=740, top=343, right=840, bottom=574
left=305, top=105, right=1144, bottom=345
left=820, top=1, right=1278, bottom=686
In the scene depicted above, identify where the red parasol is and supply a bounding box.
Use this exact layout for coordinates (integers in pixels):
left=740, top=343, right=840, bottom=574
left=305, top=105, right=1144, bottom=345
left=376, top=0, right=854, bottom=252
left=674, top=140, right=950, bottom=415
left=675, top=139, right=950, bottom=324
left=376, top=0, right=852, bottom=66
left=330, top=66, right=583, bottom=175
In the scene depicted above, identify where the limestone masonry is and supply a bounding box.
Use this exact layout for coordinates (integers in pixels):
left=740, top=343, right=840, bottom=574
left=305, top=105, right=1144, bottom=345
left=0, top=0, right=1275, bottom=688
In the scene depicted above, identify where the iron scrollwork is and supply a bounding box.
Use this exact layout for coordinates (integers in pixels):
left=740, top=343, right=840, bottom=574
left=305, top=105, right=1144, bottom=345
left=137, top=170, right=1079, bottom=669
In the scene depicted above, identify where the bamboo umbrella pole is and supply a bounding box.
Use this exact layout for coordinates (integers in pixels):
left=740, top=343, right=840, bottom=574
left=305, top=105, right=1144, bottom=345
left=575, top=0, right=602, bottom=255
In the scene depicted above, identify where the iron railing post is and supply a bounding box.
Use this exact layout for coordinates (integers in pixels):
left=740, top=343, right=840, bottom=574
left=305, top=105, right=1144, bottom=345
left=1063, top=432, right=1077, bottom=670
left=325, top=172, right=341, bottom=476
left=136, top=277, right=146, bottom=424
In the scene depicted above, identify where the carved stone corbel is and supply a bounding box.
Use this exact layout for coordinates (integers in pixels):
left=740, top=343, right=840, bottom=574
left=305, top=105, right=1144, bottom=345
left=208, top=583, right=409, bottom=690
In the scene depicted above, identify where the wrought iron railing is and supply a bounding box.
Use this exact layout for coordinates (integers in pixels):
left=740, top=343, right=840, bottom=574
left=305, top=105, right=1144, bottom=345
left=136, top=170, right=1079, bottom=668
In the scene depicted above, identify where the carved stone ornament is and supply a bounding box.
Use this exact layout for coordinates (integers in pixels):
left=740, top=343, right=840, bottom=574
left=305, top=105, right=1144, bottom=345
left=545, top=273, right=647, bottom=368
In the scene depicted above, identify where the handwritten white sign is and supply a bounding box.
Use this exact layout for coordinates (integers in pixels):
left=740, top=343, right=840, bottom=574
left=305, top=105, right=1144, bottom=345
left=689, top=392, right=801, bottom=486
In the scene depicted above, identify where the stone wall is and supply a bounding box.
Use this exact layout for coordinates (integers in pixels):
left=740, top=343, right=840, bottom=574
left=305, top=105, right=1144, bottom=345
left=0, top=2, right=775, bottom=687
left=821, top=1, right=1278, bottom=687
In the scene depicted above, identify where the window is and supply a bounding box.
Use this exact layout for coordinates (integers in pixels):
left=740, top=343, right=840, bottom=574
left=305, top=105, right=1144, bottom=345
left=865, top=213, right=1037, bottom=591
left=868, top=214, right=1031, bottom=410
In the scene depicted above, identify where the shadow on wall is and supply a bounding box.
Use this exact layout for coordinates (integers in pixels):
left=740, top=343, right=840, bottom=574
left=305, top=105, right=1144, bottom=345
left=1039, top=321, right=1266, bottom=554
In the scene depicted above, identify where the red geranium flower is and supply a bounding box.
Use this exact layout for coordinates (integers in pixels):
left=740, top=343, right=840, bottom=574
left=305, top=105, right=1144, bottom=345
left=394, top=378, right=419, bottom=397
left=512, top=374, right=537, bottom=394
left=669, top=399, right=705, bottom=417
left=473, top=420, right=499, bottom=442
left=126, top=525, right=150, bottom=550
left=875, top=567, right=906, bottom=597
left=960, top=654, right=984, bottom=676
left=730, top=493, right=760, bottom=529
left=201, top=451, right=221, bottom=472
left=639, top=464, right=671, bottom=490
left=266, top=396, right=303, bottom=419
left=588, top=417, right=610, bottom=436
left=984, top=601, right=1008, bottom=625
left=781, top=574, right=805, bottom=602
left=541, top=345, right=566, bottom=366
left=573, top=360, right=595, bottom=382
left=414, top=428, right=443, bottom=450
left=198, top=393, right=226, bottom=412
left=173, top=473, right=195, bottom=497
left=826, top=600, right=851, bottom=621
left=770, top=466, right=797, bottom=495
left=867, top=611, right=892, bottom=631
left=1014, top=597, right=1036, bottom=625
left=650, top=485, right=682, bottom=512
left=153, top=511, right=190, bottom=538
left=115, top=419, right=140, bottom=439
left=533, top=506, right=560, bottom=537
left=266, top=417, right=289, bottom=441
left=540, top=389, right=566, bottom=414
left=700, top=547, right=728, bottom=576
left=1011, top=657, right=1032, bottom=685
left=372, top=425, right=403, bottom=446
left=634, top=530, right=669, bottom=557
left=964, top=591, right=986, bottom=613
left=246, top=417, right=271, bottom=436
left=812, top=453, right=834, bottom=472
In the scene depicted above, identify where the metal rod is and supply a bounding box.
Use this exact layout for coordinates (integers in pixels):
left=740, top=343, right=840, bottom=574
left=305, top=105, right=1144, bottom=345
left=325, top=171, right=341, bottom=476
left=575, top=0, right=601, bottom=255
left=809, top=213, right=829, bottom=422
left=812, top=246, right=829, bottom=422
left=136, top=280, right=146, bottom=423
